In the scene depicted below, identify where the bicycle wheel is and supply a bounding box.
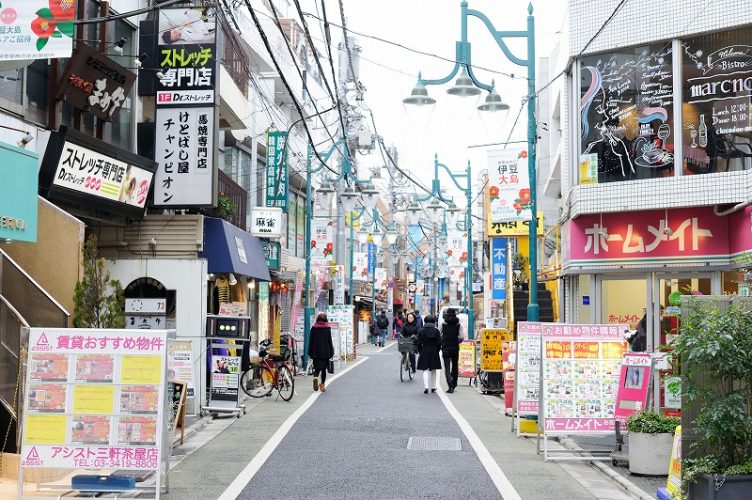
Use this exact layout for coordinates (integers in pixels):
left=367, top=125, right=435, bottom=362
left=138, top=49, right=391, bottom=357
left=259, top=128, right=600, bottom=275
left=241, top=365, right=274, bottom=398
left=399, top=354, right=406, bottom=382
left=277, top=365, right=294, bottom=401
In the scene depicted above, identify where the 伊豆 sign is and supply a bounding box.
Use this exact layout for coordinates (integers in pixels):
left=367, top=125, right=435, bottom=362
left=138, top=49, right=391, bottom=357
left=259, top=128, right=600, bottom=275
left=0, top=140, right=38, bottom=242
left=265, top=131, right=288, bottom=210
left=487, top=148, right=532, bottom=223
left=250, top=207, right=283, bottom=238
left=38, top=127, right=156, bottom=218
left=56, top=44, right=136, bottom=121
left=0, top=1, right=76, bottom=62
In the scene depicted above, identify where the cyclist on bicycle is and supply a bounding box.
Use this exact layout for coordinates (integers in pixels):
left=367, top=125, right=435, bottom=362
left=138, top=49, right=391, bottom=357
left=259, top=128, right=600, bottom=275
left=400, top=312, right=419, bottom=373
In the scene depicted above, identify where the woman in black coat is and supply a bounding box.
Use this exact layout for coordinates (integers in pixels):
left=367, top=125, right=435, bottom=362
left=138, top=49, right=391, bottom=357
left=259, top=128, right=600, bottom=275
left=307, top=313, right=334, bottom=392
left=401, top=312, right=419, bottom=373
left=441, top=308, right=463, bottom=393
left=416, top=315, right=442, bottom=394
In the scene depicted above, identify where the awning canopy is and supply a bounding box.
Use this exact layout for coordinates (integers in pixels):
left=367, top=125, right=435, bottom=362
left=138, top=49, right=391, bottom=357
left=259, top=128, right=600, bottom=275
left=201, top=217, right=271, bottom=281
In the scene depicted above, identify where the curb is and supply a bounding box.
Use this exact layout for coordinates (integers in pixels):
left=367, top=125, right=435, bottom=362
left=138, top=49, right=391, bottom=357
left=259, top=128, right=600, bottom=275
left=172, top=414, right=211, bottom=448
left=558, top=437, right=655, bottom=500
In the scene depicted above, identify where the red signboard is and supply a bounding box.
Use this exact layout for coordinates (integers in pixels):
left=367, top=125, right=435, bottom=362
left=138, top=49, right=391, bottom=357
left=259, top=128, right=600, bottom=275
left=614, top=353, right=653, bottom=423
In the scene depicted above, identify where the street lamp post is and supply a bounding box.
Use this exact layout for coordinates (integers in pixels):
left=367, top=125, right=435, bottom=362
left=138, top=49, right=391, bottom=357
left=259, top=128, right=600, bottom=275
left=404, top=1, right=539, bottom=322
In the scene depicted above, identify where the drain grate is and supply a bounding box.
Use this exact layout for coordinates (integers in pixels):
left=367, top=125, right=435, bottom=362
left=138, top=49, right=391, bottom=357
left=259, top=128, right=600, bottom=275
left=407, top=436, right=462, bottom=451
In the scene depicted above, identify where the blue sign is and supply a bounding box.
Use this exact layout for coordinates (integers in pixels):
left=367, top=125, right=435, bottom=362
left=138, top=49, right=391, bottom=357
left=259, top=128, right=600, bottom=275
left=367, top=243, right=376, bottom=273
left=582, top=295, right=590, bottom=305
left=0, top=141, right=38, bottom=243
left=491, top=238, right=507, bottom=300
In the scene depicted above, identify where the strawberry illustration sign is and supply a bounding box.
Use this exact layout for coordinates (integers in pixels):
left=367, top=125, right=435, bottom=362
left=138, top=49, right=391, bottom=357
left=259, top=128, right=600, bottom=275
left=0, top=0, right=76, bottom=61
left=487, top=149, right=532, bottom=223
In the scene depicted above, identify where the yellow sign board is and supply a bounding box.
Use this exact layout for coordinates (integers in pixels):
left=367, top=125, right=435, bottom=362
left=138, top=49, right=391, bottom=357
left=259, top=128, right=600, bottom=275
left=487, top=212, right=544, bottom=237
left=480, top=328, right=512, bottom=372
left=73, top=385, right=115, bottom=414
left=24, top=414, right=67, bottom=445
left=121, top=355, right=163, bottom=384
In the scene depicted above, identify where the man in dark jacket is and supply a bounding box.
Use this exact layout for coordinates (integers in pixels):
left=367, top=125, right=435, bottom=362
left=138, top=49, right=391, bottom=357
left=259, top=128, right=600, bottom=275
left=376, top=310, right=389, bottom=347
left=308, top=313, right=334, bottom=392
left=416, top=315, right=442, bottom=394
left=440, top=308, right=463, bottom=393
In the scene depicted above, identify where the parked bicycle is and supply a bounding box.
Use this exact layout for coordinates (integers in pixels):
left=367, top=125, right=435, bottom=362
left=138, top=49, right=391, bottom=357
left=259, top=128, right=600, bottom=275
left=240, top=338, right=295, bottom=401
left=397, top=336, right=417, bottom=382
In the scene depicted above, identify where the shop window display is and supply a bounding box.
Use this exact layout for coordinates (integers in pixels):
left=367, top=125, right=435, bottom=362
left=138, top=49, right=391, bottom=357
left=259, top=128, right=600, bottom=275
left=682, top=29, right=752, bottom=175
left=579, top=43, right=674, bottom=184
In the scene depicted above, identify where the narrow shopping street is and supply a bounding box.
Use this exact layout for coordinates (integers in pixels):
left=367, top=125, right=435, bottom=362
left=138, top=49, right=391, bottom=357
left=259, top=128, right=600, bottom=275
left=165, top=344, right=626, bottom=500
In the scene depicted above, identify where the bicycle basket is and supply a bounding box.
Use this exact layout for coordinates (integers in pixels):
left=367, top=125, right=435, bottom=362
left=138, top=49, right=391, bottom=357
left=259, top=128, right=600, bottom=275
left=397, top=337, right=416, bottom=353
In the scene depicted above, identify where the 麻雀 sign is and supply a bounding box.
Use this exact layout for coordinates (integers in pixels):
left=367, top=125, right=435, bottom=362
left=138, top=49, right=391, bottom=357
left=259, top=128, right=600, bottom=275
left=250, top=207, right=283, bottom=238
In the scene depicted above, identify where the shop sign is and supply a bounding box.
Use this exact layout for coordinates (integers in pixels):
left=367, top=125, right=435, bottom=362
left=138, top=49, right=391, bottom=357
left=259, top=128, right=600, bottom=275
left=367, top=243, right=376, bottom=273
left=0, top=141, right=38, bottom=242
left=614, top=353, right=653, bottom=423
left=210, top=354, right=240, bottom=402
left=265, top=131, right=288, bottom=211
left=153, top=106, right=215, bottom=207
left=0, top=1, right=76, bottom=62
left=488, top=212, right=543, bottom=237
left=568, top=207, right=730, bottom=265
left=334, top=265, right=345, bottom=305
left=258, top=281, right=269, bottom=301
left=664, top=376, right=682, bottom=409
left=250, top=207, right=283, bottom=238
left=261, top=240, right=280, bottom=270
left=578, top=154, right=598, bottom=185
left=458, top=340, right=475, bottom=378
left=487, top=148, right=531, bottom=223
left=490, top=238, right=507, bottom=301
left=56, top=44, right=136, bottom=121
left=156, top=8, right=216, bottom=101
left=20, top=328, right=169, bottom=470
left=39, top=127, right=156, bottom=217
left=479, top=328, right=511, bottom=372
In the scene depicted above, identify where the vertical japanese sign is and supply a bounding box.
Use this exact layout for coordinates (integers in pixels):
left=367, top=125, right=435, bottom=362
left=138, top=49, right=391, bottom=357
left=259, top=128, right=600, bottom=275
left=153, top=7, right=217, bottom=208
left=326, top=305, right=354, bottom=359
left=334, top=265, right=345, bottom=305
left=265, top=131, right=288, bottom=211
left=310, top=218, right=334, bottom=264
left=374, top=268, right=387, bottom=290
left=0, top=0, right=76, bottom=61
left=539, top=322, right=628, bottom=434
left=515, top=322, right=541, bottom=423
left=353, top=252, right=368, bottom=281
left=479, top=328, right=511, bottom=372
left=490, top=238, right=507, bottom=300
left=367, top=243, right=376, bottom=273
left=487, top=149, right=531, bottom=222
left=20, top=328, right=170, bottom=471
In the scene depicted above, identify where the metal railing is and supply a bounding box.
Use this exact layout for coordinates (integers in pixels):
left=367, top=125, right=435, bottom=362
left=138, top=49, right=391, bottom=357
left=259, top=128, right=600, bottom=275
left=0, top=295, right=26, bottom=420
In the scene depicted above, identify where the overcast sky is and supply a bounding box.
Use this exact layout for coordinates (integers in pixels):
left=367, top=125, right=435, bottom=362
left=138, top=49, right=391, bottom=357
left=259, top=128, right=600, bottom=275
left=299, top=0, right=567, bottom=198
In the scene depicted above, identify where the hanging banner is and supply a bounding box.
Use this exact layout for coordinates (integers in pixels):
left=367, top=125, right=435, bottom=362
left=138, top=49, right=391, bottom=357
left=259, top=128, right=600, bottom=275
left=490, top=238, right=507, bottom=301
left=487, top=148, right=532, bottom=223
left=367, top=243, right=376, bottom=273
left=0, top=0, right=76, bottom=62
left=446, top=229, right=469, bottom=268
left=374, top=268, right=388, bottom=290
left=353, top=252, right=368, bottom=281
left=265, top=131, right=288, bottom=211
left=310, top=218, right=334, bottom=264
left=334, top=265, right=345, bottom=305
left=21, top=328, right=170, bottom=471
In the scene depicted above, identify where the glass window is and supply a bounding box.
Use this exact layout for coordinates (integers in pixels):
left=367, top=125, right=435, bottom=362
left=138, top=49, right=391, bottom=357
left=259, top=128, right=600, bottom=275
left=26, top=60, right=51, bottom=125
left=239, top=150, right=251, bottom=194
left=0, top=67, right=23, bottom=111
left=579, top=44, right=674, bottom=184
left=682, top=29, right=752, bottom=174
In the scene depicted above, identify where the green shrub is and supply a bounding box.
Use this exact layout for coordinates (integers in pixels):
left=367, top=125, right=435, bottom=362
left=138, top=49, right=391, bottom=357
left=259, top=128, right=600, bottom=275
left=625, top=411, right=680, bottom=434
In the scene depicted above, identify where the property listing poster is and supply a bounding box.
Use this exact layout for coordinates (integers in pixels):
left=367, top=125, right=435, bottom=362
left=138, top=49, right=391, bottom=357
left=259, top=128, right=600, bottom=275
left=515, top=322, right=542, bottom=418
left=540, top=323, right=627, bottom=434
left=327, top=305, right=354, bottom=359
left=20, top=329, right=170, bottom=471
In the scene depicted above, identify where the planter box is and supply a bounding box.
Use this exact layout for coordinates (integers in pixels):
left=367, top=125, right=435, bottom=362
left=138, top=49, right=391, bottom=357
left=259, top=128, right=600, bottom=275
left=689, top=474, right=752, bottom=500
left=628, top=432, right=673, bottom=475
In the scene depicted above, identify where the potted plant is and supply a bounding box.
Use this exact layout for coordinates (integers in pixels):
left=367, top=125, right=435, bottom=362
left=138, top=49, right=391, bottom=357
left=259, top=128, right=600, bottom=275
left=673, top=297, right=752, bottom=499
left=626, top=411, right=680, bottom=475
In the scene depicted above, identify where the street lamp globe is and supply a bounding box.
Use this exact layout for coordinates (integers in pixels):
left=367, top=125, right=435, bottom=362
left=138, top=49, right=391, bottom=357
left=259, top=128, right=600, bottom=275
left=447, top=71, right=481, bottom=97
left=406, top=202, right=423, bottom=225
left=370, top=231, right=384, bottom=246
left=360, top=184, right=379, bottom=210
left=445, top=202, right=462, bottom=227
left=317, top=182, right=335, bottom=209
left=339, top=186, right=360, bottom=213
left=478, top=86, right=510, bottom=112
left=426, top=198, right=444, bottom=224
left=403, top=79, right=436, bottom=106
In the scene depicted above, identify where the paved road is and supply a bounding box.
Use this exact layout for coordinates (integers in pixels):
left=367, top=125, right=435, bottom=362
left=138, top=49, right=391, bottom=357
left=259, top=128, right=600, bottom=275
left=236, top=347, right=502, bottom=500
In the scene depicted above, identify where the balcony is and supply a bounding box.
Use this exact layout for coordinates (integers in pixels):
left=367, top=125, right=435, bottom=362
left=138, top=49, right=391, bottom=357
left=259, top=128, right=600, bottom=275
left=206, top=169, right=248, bottom=230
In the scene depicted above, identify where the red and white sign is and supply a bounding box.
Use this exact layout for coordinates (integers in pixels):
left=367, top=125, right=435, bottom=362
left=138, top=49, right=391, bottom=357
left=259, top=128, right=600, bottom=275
left=487, top=148, right=532, bottom=223
left=614, top=353, right=653, bottom=423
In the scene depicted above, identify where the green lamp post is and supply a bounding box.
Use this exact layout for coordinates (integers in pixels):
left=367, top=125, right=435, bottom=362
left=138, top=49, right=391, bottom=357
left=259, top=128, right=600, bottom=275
left=403, top=0, right=539, bottom=322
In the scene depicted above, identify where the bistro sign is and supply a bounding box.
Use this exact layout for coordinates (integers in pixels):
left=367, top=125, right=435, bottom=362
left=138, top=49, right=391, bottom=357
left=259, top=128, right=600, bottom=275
left=56, top=44, right=137, bottom=121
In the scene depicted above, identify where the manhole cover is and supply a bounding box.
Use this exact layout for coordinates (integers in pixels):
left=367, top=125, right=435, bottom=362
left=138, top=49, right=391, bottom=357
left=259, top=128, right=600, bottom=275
left=407, top=436, right=462, bottom=451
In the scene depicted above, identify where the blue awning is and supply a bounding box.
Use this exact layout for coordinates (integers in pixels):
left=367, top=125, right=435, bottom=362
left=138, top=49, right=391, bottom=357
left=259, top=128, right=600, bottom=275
left=200, top=217, right=271, bottom=281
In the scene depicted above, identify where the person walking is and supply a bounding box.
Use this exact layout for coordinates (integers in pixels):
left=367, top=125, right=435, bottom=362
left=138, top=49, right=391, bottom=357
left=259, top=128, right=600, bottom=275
left=369, top=319, right=379, bottom=346
left=414, top=310, right=424, bottom=329
left=440, top=308, right=463, bottom=393
left=308, top=313, right=334, bottom=392
left=400, top=312, right=419, bottom=373
left=416, top=315, right=442, bottom=394
left=376, top=310, right=389, bottom=347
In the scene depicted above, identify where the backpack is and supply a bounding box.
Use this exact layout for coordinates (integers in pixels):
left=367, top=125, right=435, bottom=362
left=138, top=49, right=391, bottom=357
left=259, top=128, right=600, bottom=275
left=396, top=318, right=404, bottom=329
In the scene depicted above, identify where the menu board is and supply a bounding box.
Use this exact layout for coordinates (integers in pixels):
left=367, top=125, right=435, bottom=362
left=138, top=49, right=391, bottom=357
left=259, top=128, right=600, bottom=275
left=327, top=305, right=354, bottom=359
left=20, top=329, right=170, bottom=471
left=515, top=322, right=542, bottom=418
left=540, top=323, right=627, bottom=434
left=479, top=328, right=511, bottom=372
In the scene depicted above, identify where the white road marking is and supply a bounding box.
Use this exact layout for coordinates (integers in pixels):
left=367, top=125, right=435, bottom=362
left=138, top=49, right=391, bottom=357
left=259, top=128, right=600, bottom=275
left=376, top=341, right=396, bottom=353
left=437, top=389, right=522, bottom=500
left=216, top=356, right=369, bottom=500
